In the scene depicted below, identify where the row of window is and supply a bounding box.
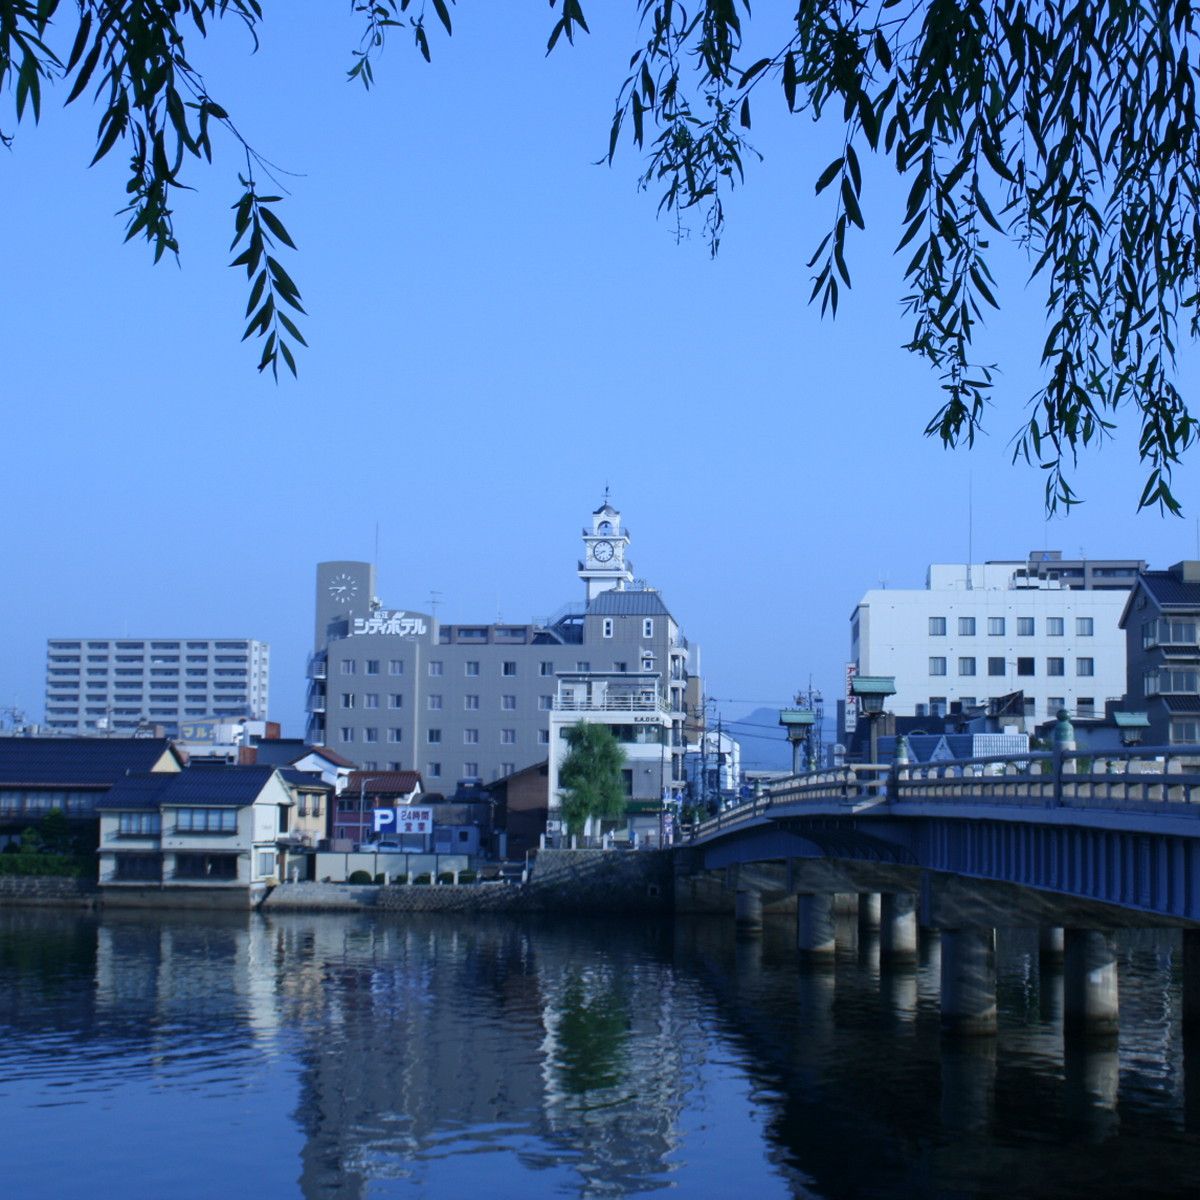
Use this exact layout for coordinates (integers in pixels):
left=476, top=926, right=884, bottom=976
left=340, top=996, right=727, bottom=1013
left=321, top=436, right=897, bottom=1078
left=601, top=618, right=655, bottom=638
left=929, top=616, right=1094, bottom=637
left=1143, top=668, right=1200, bottom=696
left=1142, top=619, right=1200, bottom=649
left=424, top=762, right=515, bottom=780
left=919, top=697, right=1096, bottom=718
left=50, top=641, right=250, bottom=651
left=337, top=692, right=555, bottom=712
left=338, top=659, right=584, bottom=678
left=929, top=656, right=1094, bottom=677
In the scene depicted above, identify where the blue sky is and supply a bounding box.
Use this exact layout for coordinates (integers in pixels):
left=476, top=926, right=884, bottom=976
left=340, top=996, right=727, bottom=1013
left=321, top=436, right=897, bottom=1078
left=4, top=4, right=1200, bottom=751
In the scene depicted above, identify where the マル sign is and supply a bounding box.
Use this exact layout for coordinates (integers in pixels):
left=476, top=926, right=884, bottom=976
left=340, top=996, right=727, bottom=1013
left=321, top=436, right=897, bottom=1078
left=352, top=610, right=427, bottom=638
left=373, top=806, right=434, bottom=835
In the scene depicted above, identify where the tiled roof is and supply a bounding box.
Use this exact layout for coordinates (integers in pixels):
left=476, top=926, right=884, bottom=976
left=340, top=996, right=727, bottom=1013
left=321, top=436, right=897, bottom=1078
left=587, top=590, right=671, bottom=617
left=303, top=746, right=356, bottom=768
left=1139, top=571, right=1200, bottom=607
left=0, top=738, right=180, bottom=787
left=1163, top=696, right=1200, bottom=713
left=279, top=768, right=333, bottom=791
left=346, top=770, right=421, bottom=795
left=96, top=764, right=280, bottom=810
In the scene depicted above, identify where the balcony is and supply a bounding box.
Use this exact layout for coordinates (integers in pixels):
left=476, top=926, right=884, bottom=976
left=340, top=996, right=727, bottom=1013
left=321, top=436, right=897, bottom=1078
left=555, top=691, right=669, bottom=714
left=307, top=654, right=327, bottom=680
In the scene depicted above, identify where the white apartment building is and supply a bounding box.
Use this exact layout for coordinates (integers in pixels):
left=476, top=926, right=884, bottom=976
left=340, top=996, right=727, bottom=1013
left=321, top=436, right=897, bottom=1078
left=44, top=638, right=269, bottom=735
left=849, top=553, right=1143, bottom=724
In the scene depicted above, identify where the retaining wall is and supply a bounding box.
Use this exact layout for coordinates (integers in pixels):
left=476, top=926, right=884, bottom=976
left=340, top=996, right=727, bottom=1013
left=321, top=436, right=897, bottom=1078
left=0, top=876, right=99, bottom=908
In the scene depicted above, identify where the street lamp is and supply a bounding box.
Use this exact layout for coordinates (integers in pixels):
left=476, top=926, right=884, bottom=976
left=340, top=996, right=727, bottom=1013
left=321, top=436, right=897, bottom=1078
left=357, top=775, right=386, bottom=846
left=850, top=675, right=896, bottom=763
left=779, top=708, right=817, bottom=775
left=1112, top=711, right=1150, bottom=747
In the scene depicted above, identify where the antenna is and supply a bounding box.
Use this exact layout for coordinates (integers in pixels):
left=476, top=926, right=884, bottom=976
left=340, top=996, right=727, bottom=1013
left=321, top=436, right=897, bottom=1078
left=428, top=590, right=442, bottom=620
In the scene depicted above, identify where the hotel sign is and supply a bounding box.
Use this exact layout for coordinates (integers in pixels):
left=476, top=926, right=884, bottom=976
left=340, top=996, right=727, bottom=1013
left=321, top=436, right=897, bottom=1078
left=352, top=610, right=427, bottom=637
left=844, top=662, right=859, bottom=734
left=373, top=806, right=433, bottom=835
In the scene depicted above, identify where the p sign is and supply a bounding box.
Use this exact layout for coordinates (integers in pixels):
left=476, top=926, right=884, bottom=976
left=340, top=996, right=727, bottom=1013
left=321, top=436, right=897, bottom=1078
left=373, top=808, right=397, bottom=835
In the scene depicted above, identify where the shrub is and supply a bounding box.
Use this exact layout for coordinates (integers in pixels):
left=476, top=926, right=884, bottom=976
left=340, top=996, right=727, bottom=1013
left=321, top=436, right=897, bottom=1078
left=0, top=854, right=85, bottom=878
left=457, top=870, right=476, bottom=884
left=347, top=869, right=373, bottom=885
left=413, top=873, right=431, bottom=885
left=391, top=873, right=408, bottom=885
left=437, top=872, right=456, bottom=885
left=373, top=872, right=386, bottom=885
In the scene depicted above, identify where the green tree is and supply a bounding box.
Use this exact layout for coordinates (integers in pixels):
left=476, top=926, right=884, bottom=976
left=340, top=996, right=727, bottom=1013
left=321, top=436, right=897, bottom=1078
left=5, top=2, right=1200, bottom=508
left=558, top=722, right=627, bottom=837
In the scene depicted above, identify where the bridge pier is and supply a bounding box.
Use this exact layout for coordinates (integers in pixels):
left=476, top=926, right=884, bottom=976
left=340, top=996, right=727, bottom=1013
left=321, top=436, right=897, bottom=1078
left=796, top=893, right=836, bottom=958
left=1063, top=929, right=1120, bottom=1039
left=735, top=889, right=763, bottom=935
left=858, top=892, right=881, bottom=931
left=940, top=929, right=997, bottom=1037
left=1038, top=926, right=1065, bottom=964
left=879, top=893, right=919, bottom=963
left=832, top=892, right=859, bottom=916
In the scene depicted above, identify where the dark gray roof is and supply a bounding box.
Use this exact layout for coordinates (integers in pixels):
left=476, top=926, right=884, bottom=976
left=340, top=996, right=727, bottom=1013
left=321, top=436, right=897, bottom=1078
left=1163, top=696, right=1200, bottom=713
left=279, top=768, right=332, bottom=791
left=248, top=739, right=309, bottom=766
left=1139, top=571, right=1200, bottom=607
left=0, top=738, right=180, bottom=787
left=587, top=590, right=671, bottom=617
left=96, top=764, right=280, bottom=810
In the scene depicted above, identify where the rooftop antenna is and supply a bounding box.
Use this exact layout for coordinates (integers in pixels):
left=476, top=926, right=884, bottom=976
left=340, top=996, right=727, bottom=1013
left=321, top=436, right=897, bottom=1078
left=429, top=589, right=442, bottom=620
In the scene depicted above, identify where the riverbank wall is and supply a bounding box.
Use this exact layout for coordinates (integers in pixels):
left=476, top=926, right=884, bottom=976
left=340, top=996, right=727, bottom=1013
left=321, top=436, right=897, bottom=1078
left=0, top=876, right=99, bottom=909
left=263, top=848, right=675, bottom=915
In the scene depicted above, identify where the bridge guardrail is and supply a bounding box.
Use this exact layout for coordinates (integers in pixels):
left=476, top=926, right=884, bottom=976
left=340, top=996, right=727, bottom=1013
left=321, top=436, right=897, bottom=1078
left=687, top=746, right=1200, bottom=841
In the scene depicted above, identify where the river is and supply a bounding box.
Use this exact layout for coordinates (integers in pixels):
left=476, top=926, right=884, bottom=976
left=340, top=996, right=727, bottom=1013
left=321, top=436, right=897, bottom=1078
left=1, top=908, right=1198, bottom=1198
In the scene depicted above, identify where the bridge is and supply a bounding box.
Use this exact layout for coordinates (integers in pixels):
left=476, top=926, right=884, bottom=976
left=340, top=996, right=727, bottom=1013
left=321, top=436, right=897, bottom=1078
left=678, top=745, right=1200, bottom=1038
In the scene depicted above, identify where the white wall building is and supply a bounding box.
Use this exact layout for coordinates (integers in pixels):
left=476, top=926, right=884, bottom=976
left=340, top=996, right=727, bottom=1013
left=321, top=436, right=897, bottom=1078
left=850, top=553, right=1143, bottom=724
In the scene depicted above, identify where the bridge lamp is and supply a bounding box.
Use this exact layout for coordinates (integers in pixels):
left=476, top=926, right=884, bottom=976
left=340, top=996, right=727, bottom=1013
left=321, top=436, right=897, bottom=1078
left=850, top=676, right=896, bottom=763
left=779, top=708, right=817, bottom=775
left=1113, top=711, right=1150, bottom=747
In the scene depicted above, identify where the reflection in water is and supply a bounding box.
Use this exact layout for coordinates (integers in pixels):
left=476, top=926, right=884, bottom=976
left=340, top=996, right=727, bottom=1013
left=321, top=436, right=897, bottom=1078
left=1, top=911, right=1200, bottom=1198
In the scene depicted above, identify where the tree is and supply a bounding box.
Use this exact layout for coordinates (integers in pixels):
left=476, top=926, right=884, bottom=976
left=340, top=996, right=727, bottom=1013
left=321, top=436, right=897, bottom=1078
left=5, top=2, right=1200, bottom=508
left=558, top=722, right=627, bottom=838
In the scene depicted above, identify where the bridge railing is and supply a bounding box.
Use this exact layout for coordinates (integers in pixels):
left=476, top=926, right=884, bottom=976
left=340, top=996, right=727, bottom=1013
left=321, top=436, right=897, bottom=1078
left=686, top=745, right=1200, bottom=840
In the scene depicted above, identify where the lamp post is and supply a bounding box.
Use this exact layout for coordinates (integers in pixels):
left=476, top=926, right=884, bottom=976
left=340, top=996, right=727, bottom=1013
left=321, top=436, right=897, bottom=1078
left=850, top=675, right=896, bottom=764
left=357, top=775, right=386, bottom=846
left=779, top=708, right=817, bottom=775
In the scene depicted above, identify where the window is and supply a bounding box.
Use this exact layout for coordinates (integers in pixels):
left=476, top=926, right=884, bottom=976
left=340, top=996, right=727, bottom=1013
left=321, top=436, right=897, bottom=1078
left=930, top=697, right=947, bottom=717
left=174, top=852, right=237, bottom=880
left=1018, top=617, right=1035, bottom=637
left=388, top=659, right=404, bottom=675
left=175, top=808, right=237, bottom=833
left=1076, top=657, right=1095, bottom=676
left=388, top=694, right=403, bottom=709
left=118, top=812, right=161, bottom=836
left=1076, top=617, right=1094, bottom=637
left=502, top=661, right=517, bottom=676
left=603, top=618, right=614, bottom=638
left=501, top=729, right=517, bottom=744
left=429, top=661, right=443, bottom=676
left=428, top=695, right=443, bottom=711
left=929, top=617, right=947, bottom=636
left=576, top=661, right=591, bottom=672
left=463, top=762, right=479, bottom=778
left=464, top=694, right=480, bottom=710
left=387, top=728, right=402, bottom=743
left=1047, top=617, right=1064, bottom=637
left=929, top=657, right=947, bottom=676
left=613, top=661, right=627, bottom=673
left=958, top=617, right=976, bottom=636
left=643, top=619, right=654, bottom=638
left=1171, top=720, right=1200, bottom=743
left=364, top=693, right=379, bottom=709
left=1077, top=697, right=1095, bottom=717
left=540, top=661, right=554, bottom=676
left=501, top=762, right=515, bottom=776
left=1023, top=698, right=1037, bottom=717
left=427, top=729, right=442, bottom=744
left=464, top=729, right=479, bottom=744
left=1048, top=697, right=1065, bottom=715
left=465, top=661, right=480, bottom=676
left=1017, top=658, right=1035, bottom=676
left=538, top=729, right=550, bottom=745
left=539, top=695, right=553, bottom=710
left=363, top=728, right=378, bottom=743
left=988, top=617, right=1005, bottom=636
left=987, top=657, right=1006, bottom=676
left=340, top=727, right=355, bottom=743
left=340, top=693, right=355, bottom=709
left=958, top=657, right=976, bottom=676
left=257, top=851, right=276, bottom=877
left=114, top=853, right=161, bottom=881
left=642, top=658, right=654, bottom=671
left=427, top=762, right=442, bottom=778
left=501, top=694, right=517, bottom=711
left=1047, top=657, right=1065, bottom=676
left=341, top=660, right=356, bottom=675
left=365, top=659, right=380, bottom=675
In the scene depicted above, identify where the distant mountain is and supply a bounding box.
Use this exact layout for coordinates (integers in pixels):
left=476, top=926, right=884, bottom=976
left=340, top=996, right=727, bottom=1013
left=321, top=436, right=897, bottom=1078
left=719, top=707, right=796, bottom=772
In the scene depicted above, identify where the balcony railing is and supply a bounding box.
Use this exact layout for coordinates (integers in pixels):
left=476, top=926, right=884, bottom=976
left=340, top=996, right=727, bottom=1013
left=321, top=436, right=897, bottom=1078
left=554, top=693, right=669, bottom=714
left=307, top=654, right=327, bottom=680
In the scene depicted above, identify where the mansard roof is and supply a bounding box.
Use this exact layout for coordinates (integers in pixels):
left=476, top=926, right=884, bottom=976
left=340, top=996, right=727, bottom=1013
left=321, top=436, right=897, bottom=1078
left=587, top=589, right=671, bottom=617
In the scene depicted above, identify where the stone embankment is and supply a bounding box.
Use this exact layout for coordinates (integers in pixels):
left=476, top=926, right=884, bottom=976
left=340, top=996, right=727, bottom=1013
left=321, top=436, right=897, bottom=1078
left=0, top=876, right=99, bottom=908
left=262, top=848, right=674, bottom=915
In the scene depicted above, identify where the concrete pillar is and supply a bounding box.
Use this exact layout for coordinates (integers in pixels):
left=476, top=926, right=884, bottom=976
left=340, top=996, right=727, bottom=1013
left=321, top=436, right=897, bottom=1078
left=735, top=888, right=763, bottom=934
left=796, top=893, right=836, bottom=958
left=1039, top=925, right=1065, bottom=963
left=940, top=929, right=997, bottom=1036
left=1064, top=929, right=1120, bottom=1038
left=1183, top=928, right=1200, bottom=1029
left=832, top=892, right=859, bottom=916
left=880, top=893, right=919, bottom=963
left=858, top=892, right=881, bottom=930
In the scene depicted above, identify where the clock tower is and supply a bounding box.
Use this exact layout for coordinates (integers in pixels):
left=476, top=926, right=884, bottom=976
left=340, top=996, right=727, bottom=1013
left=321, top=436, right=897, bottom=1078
left=579, top=495, right=633, bottom=601
left=315, top=560, right=376, bottom=649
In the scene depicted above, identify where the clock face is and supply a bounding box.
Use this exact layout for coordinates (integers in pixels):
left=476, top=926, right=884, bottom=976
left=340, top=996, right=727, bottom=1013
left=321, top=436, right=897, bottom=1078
left=593, top=540, right=615, bottom=563
left=328, top=572, right=359, bottom=604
